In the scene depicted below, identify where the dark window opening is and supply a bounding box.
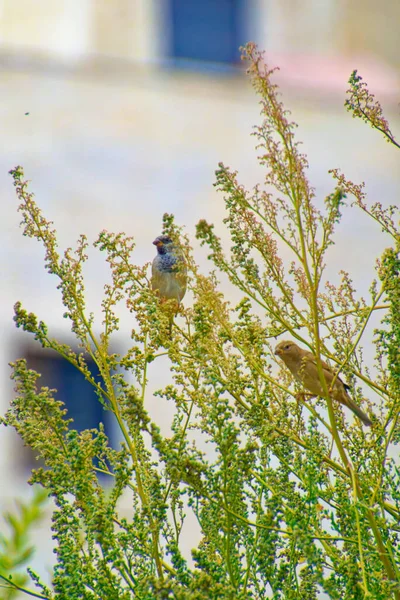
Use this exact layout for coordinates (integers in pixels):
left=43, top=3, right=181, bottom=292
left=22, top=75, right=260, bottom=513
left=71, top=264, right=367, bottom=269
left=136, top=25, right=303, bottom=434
left=167, top=0, right=246, bottom=67
left=14, top=346, right=118, bottom=480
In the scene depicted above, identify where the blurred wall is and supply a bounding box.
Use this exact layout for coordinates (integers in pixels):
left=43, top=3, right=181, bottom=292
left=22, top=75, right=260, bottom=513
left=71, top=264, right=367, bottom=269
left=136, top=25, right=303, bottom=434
left=0, top=0, right=399, bottom=594
left=1, top=0, right=400, bottom=65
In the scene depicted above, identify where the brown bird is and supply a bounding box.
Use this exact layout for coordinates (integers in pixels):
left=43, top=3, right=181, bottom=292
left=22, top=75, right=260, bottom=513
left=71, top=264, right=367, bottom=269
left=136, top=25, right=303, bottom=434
left=274, top=340, right=373, bottom=426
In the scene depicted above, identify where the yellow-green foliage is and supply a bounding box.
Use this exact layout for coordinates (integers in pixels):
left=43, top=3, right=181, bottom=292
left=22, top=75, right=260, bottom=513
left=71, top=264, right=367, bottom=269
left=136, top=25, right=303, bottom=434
left=0, top=487, right=48, bottom=599
left=1, top=44, right=399, bottom=599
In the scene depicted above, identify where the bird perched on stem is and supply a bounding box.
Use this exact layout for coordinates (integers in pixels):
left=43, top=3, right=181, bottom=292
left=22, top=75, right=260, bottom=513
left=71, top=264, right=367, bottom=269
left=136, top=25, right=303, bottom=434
left=274, top=340, right=373, bottom=426
left=151, top=234, right=187, bottom=331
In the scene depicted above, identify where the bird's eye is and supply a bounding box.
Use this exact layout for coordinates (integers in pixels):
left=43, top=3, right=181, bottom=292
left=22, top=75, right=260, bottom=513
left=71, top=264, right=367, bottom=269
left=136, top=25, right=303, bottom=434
left=284, top=344, right=291, bottom=350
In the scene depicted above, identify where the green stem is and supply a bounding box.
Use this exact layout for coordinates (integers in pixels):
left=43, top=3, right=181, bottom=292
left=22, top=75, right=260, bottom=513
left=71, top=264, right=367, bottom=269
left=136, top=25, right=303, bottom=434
left=0, top=575, right=49, bottom=599
left=291, top=186, right=400, bottom=593
left=222, top=451, right=237, bottom=591
left=350, top=469, right=369, bottom=594
left=74, top=304, right=164, bottom=580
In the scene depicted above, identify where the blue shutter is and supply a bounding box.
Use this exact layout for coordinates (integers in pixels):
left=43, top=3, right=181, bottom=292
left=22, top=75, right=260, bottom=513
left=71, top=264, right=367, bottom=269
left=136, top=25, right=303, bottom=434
left=168, top=0, right=243, bottom=65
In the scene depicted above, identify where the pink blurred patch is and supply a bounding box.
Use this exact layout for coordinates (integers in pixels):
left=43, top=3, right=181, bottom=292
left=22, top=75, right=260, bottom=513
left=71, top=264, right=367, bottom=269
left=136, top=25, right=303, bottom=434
left=266, top=53, right=399, bottom=103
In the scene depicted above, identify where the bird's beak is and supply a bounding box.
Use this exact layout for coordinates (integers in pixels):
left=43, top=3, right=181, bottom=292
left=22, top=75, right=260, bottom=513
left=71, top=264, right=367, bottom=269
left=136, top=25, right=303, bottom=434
left=274, top=348, right=281, bottom=356
left=153, top=239, right=163, bottom=247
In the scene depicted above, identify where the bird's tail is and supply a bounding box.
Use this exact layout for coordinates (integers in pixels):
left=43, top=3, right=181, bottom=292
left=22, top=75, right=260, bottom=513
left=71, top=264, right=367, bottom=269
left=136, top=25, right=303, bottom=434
left=344, top=396, right=373, bottom=427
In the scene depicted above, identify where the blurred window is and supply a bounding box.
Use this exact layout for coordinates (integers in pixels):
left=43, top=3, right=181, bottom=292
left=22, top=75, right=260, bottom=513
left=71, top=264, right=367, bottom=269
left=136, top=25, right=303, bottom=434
left=168, top=0, right=244, bottom=65
left=16, top=347, right=117, bottom=475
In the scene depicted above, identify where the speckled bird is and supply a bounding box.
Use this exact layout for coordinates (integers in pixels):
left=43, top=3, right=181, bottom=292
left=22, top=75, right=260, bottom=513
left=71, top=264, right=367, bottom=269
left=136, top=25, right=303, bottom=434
left=151, top=235, right=187, bottom=308
left=275, top=340, right=373, bottom=426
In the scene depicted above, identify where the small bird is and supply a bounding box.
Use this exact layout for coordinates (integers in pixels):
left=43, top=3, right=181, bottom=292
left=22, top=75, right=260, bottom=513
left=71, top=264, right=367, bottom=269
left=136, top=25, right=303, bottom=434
left=151, top=235, right=187, bottom=329
left=274, top=340, right=373, bottom=426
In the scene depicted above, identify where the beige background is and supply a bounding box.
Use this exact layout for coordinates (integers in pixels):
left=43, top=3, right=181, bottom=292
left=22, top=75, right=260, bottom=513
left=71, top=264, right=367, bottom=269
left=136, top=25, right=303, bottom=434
left=0, top=1, right=399, bottom=595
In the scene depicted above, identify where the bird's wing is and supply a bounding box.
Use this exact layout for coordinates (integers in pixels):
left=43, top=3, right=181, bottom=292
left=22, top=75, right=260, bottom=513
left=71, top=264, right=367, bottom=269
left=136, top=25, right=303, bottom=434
left=174, top=257, right=188, bottom=294
left=303, top=351, right=332, bottom=373
left=303, top=351, right=348, bottom=389
left=151, top=261, right=165, bottom=294
left=300, top=350, right=372, bottom=425
left=176, top=267, right=188, bottom=287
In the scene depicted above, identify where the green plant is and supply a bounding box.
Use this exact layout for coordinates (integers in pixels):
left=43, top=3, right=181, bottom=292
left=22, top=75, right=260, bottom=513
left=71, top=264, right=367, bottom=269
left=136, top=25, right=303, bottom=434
left=1, top=44, right=399, bottom=599
left=0, top=487, right=48, bottom=599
